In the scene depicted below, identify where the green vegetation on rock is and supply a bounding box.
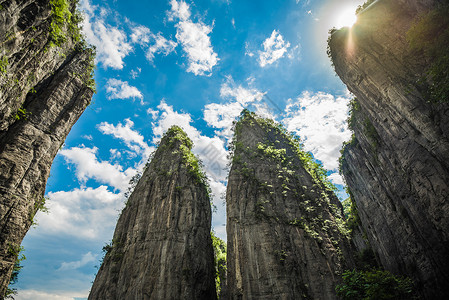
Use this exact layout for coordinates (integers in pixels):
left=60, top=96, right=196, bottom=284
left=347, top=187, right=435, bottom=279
left=407, top=4, right=449, bottom=103
left=230, top=109, right=337, bottom=192
left=211, top=232, right=226, bottom=298
left=0, top=56, right=7, bottom=75
left=5, top=246, right=26, bottom=298
left=49, top=0, right=84, bottom=47
left=336, top=269, right=413, bottom=300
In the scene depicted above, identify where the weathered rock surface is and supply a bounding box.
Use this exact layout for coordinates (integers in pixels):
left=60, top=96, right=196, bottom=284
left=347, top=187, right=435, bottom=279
left=329, top=0, right=449, bottom=298
left=89, top=127, right=217, bottom=300
left=226, top=111, right=355, bottom=300
left=0, top=0, right=94, bottom=295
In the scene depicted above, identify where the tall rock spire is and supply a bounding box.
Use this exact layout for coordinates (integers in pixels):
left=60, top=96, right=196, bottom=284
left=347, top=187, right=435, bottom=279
left=0, top=0, right=95, bottom=295
left=226, top=110, right=355, bottom=299
left=89, top=126, right=217, bottom=300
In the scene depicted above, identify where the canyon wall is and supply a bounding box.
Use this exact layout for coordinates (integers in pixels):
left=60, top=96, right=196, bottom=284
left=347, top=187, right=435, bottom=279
left=89, top=127, right=217, bottom=300
left=328, top=0, right=449, bottom=298
left=0, top=0, right=94, bottom=295
left=226, top=111, right=355, bottom=299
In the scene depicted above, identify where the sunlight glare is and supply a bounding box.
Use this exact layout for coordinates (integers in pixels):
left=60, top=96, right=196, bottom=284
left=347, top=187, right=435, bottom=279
left=335, top=7, right=358, bottom=28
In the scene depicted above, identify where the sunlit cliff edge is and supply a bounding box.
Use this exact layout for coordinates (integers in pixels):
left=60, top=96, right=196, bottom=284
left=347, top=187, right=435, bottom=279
left=328, top=0, right=449, bottom=298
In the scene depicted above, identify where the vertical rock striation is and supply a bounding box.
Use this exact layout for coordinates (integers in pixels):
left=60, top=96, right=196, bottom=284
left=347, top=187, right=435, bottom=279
left=0, top=0, right=94, bottom=295
left=226, top=111, right=355, bottom=300
left=89, top=127, right=217, bottom=300
left=328, top=0, right=449, bottom=298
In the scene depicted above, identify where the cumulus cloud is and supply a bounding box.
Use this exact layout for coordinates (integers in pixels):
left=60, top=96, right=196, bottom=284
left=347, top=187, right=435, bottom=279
left=106, top=79, right=143, bottom=101
left=15, top=290, right=88, bottom=300
left=328, top=173, right=345, bottom=186
left=283, top=91, right=352, bottom=171
left=97, top=119, right=153, bottom=160
left=258, top=30, right=291, bottom=67
left=58, top=252, right=97, bottom=271
left=130, top=26, right=177, bottom=62
left=168, top=0, right=219, bottom=76
left=35, top=186, right=123, bottom=240
left=130, top=25, right=152, bottom=45
left=80, top=0, right=132, bottom=69
left=147, top=33, right=178, bottom=62
left=203, top=76, right=265, bottom=139
left=59, top=146, right=137, bottom=191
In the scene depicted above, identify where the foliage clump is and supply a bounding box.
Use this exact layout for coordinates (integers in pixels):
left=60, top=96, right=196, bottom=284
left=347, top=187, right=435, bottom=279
left=336, top=269, right=413, bottom=300
left=49, top=0, right=84, bottom=47
left=0, top=56, right=8, bottom=75
left=6, top=246, right=26, bottom=298
left=341, top=192, right=360, bottom=233
left=211, top=231, right=226, bottom=298
left=163, top=126, right=210, bottom=188
left=407, top=4, right=449, bottom=103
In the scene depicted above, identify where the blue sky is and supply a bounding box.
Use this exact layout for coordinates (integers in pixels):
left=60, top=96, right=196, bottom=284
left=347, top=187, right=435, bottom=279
left=15, top=0, right=365, bottom=298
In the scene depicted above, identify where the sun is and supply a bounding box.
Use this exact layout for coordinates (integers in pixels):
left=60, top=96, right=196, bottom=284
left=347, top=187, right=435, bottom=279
left=335, top=7, right=358, bottom=28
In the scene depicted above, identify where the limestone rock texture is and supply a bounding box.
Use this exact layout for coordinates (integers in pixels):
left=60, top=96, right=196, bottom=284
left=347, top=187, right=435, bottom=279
left=226, top=111, right=355, bottom=300
left=89, top=127, right=217, bottom=300
left=0, top=0, right=94, bottom=295
left=328, top=0, right=449, bottom=298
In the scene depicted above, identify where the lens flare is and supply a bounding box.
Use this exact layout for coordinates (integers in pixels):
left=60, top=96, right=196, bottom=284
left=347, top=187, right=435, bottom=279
left=335, top=7, right=358, bottom=28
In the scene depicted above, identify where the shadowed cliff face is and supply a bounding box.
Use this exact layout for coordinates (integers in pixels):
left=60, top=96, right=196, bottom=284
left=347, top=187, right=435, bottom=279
left=89, top=127, right=217, bottom=300
left=226, top=111, right=355, bottom=300
left=0, top=0, right=94, bottom=295
left=329, top=0, right=449, bottom=298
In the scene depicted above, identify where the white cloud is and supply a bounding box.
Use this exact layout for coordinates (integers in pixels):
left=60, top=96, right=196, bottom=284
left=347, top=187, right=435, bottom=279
left=80, top=0, right=132, bottom=69
left=98, top=119, right=152, bottom=159
left=58, top=252, right=97, bottom=271
left=59, top=146, right=136, bottom=191
left=147, top=33, right=178, bottom=62
left=130, top=26, right=177, bottom=62
left=168, top=0, right=219, bottom=76
left=328, top=172, right=345, bottom=186
left=110, top=149, right=122, bottom=160
left=245, top=42, right=254, bottom=57
left=258, top=30, right=291, bottom=67
left=167, top=0, right=191, bottom=21
left=220, top=76, right=265, bottom=105
left=283, top=91, right=352, bottom=171
left=16, top=290, right=88, bottom=300
left=147, top=108, right=160, bottom=120
left=130, top=67, right=141, bottom=79
left=106, top=78, right=143, bottom=101
left=130, top=25, right=152, bottom=46
left=203, top=76, right=265, bottom=139
left=35, top=186, right=123, bottom=240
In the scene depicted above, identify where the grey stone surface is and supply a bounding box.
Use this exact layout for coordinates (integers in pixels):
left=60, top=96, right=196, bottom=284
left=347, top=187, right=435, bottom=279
left=329, top=0, right=449, bottom=298
left=0, top=0, right=94, bottom=295
left=226, top=112, right=355, bottom=300
left=89, top=127, right=217, bottom=300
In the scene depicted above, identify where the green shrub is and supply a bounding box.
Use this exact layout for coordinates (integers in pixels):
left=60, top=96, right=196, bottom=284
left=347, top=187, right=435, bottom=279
left=336, top=269, right=413, bottom=300
left=0, top=56, right=8, bottom=75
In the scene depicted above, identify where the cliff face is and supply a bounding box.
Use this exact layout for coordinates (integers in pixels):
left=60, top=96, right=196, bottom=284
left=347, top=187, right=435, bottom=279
left=226, top=111, right=355, bottom=300
left=329, top=0, right=449, bottom=298
left=89, top=127, right=217, bottom=300
left=0, top=0, right=94, bottom=295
